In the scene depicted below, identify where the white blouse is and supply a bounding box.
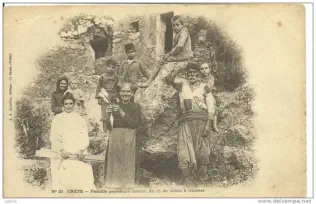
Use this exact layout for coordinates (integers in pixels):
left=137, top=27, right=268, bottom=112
left=50, top=112, right=89, bottom=154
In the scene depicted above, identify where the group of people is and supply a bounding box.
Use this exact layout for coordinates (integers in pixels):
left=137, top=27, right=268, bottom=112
left=49, top=15, right=219, bottom=190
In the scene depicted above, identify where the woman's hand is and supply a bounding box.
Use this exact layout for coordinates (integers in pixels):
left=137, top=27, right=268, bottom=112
left=106, top=105, right=113, bottom=113
left=112, top=104, right=120, bottom=112
left=60, top=150, right=69, bottom=159
left=112, top=104, right=125, bottom=117
left=77, top=150, right=84, bottom=161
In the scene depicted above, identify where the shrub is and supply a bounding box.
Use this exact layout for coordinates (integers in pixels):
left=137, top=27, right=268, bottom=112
left=184, top=15, right=247, bottom=91
left=15, top=97, right=50, bottom=158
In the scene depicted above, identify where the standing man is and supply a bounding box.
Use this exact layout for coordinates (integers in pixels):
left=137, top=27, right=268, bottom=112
left=165, top=63, right=217, bottom=185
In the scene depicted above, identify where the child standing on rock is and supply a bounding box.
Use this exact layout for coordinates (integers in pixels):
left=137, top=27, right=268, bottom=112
left=120, top=43, right=150, bottom=86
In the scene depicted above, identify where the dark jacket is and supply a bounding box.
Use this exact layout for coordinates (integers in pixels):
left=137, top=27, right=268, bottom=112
left=105, top=102, right=142, bottom=130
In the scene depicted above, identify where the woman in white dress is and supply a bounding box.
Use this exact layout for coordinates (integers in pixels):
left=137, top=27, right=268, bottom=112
left=50, top=92, right=95, bottom=190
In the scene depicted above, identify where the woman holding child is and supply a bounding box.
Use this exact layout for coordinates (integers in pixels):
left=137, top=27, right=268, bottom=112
left=104, top=82, right=142, bottom=188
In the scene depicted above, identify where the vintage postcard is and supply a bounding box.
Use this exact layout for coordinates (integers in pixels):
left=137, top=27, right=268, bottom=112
left=3, top=4, right=306, bottom=198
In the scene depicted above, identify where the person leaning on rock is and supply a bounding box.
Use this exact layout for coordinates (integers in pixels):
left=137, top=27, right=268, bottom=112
left=164, top=62, right=218, bottom=186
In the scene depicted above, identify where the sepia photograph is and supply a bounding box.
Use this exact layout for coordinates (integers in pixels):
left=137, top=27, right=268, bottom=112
left=3, top=3, right=307, bottom=198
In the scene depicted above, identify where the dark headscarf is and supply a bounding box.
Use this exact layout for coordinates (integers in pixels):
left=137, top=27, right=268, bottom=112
left=55, top=76, right=68, bottom=93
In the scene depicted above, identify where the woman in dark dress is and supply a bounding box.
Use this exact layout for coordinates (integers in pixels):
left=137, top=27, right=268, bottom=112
left=51, top=76, right=68, bottom=115
left=104, top=82, right=142, bottom=188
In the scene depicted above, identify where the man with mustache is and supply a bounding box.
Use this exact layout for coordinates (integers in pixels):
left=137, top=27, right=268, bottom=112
left=165, top=62, right=217, bottom=186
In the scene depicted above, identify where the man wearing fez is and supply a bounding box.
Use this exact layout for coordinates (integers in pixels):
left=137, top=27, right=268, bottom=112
left=120, top=43, right=150, bottom=86
left=165, top=62, right=217, bottom=185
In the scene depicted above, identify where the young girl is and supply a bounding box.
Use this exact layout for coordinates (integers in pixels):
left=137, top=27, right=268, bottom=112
left=67, top=78, right=86, bottom=116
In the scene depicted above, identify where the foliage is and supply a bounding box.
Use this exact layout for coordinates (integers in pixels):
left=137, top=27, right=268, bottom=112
left=15, top=97, right=51, bottom=158
left=184, top=15, right=246, bottom=90
left=183, top=15, right=212, bottom=46
left=22, top=163, right=49, bottom=189
left=206, top=84, right=256, bottom=186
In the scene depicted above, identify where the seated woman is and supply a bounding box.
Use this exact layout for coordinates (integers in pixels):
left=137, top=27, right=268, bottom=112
left=50, top=92, right=95, bottom=190
left=104, top=83, right=142, bottom=189
left=51, top=76, right=69, bottom=115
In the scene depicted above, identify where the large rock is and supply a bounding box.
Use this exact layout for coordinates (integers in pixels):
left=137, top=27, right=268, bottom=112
left=223, top=146, right=253, bottom=170
left=135, top=61, right=188, bottom=123
left=228, top=124, right=254, bottom=143
left=139, top=92, right=182, bottom=181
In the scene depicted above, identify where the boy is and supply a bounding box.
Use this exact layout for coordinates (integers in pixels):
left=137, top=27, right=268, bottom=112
left=95, top=58, right=119, bottom=132
left=200, top=62, right=215, bottom=86
left=142, top=15, right=193, bottom=87
left=67, top=78, right=86, bottom=116
left=120, top=43, right=150, bottom=86
left=199, top=62, right=219, bottom=134
left=163, top=15, right=193, bottom=62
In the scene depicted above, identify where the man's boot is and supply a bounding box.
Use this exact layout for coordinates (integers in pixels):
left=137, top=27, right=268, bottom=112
left=197, top=165, right=208, bottom=183
left=182, top=168, right=194, bottom=186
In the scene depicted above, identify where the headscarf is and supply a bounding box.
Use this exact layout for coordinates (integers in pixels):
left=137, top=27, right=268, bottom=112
left=55, top=76, right=69, bottom=93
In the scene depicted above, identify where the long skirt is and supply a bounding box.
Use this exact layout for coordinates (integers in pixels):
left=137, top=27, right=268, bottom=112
left=105, top=128, right=136, bottom=188
left=50, top=159, right=95, bottom=190
left=177, top=120, right=211, bottom=171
